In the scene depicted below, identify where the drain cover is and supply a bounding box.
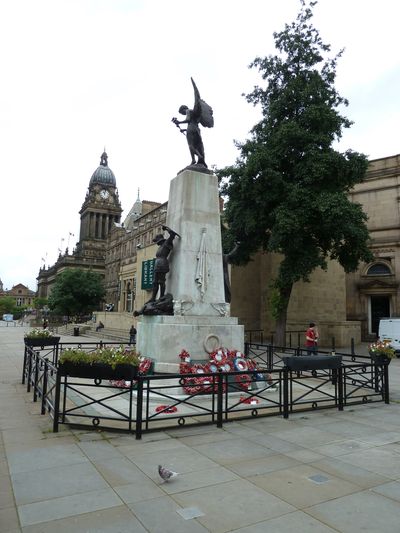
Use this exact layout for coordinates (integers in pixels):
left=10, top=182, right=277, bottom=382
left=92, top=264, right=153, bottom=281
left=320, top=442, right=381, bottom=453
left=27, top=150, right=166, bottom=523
left=308, top=474, right=330, bottom=484
left=177, top=507, right=205, bottom=520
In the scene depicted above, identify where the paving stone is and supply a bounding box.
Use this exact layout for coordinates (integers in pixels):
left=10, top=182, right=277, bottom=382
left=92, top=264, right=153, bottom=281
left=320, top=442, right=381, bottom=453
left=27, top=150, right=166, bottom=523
left=192, top=437, right=274, bottom=464
left=310, top=457, right=390, bottom=488
left=272, top=426, right=343, bottom=447
left=129, top=446, right=218, bottom=480
left=7, top=444, right=88, bottom=475
left=249, top=464, right=360, bottom=508
left=76, top=440, right=124, bottom=461
left=160, top=465, right=239, bottom=495
left=283, top=448, right=326, bottom=463
left=306, top=490, right=400, bottom=533
left=246, top=433, right=305, bottom=453
left=0, top=505, right=20, bottom=531
left=114, top=480, right=164, bottom=504
left=92, top=456, right=149, bottom=487
left=12, top=461, right=109, bottom=505
left=312, top=438, right=373, bottom=457
left=21, top=505, right=146, bottom=533
left=18, top=488, right=122, bottom=527
left=226, top=454, right=300, bottom=477
left=128, top=495, right=208, bottom=532
left=372, top=480, right=400, bottom=502
left=232, top=509, right=337, bottom=532
left=336, top=446, right=400, bottom=479
left=0, top=475, right=16, bottom=510
left=173, top=479, right=295, bottom=532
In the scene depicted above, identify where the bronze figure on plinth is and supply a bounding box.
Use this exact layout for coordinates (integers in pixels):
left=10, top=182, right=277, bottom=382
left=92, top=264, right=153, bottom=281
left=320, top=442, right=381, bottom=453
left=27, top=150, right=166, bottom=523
left=172, top=78, right=214, bottom=169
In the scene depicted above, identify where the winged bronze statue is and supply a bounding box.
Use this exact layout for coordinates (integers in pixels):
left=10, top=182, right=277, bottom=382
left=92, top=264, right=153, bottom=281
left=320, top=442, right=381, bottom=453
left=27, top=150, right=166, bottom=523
left=172, top=78, right=214, bottom=168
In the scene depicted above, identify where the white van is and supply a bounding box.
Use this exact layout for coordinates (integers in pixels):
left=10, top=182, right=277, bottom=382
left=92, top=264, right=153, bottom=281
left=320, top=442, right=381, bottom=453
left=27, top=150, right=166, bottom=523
left=378, top=318, right=400, bottom=352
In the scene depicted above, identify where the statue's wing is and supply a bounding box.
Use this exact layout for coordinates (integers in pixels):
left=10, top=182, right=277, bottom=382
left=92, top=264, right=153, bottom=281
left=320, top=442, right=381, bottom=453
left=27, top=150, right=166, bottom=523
left=191, top=77, right=214, bottom=128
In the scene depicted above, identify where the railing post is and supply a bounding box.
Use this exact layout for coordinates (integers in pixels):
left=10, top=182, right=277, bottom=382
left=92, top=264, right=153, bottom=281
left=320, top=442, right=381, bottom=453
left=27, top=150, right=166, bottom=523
left=337, top=366, right=344, bottom=411
left=351, top=337, right=355, bottom=356
left=135, top=376, right=143, bottom=439
left=41, top=360, right=48, bottom=415
left=22, top=346, right=27, bottom=384
left=283, top=367, right=289, bottom=419
left=383, top=362, right=390, bottom=404
left=244, top=342, right=249, bottom=357
left=289, top=333, right=292, bottom=348
left=331, top=337, right=336, bottom=354
left=53, top=370, right=61, bottom=433
left=297, top=333, right=301, bottom=348
left=217, top=369, right=223, bottom=428
left=267, top=344, right=273, bottom=369
left=33, top=352, right=39, bottom=402
left=27, top=350, right=33, bottom=393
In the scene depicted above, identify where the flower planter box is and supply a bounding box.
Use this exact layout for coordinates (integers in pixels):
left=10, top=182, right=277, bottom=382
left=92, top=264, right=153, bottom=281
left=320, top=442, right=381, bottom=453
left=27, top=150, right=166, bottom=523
left=370, top=353, right=391, bottom=366
left=24, top=337, right=60, bottom=348
left=58, top=362, right=138, bottom=380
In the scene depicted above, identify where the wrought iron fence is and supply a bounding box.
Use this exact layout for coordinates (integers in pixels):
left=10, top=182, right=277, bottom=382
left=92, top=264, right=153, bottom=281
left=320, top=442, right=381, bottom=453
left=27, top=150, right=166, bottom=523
left=22, top=341, right=390, bottom=438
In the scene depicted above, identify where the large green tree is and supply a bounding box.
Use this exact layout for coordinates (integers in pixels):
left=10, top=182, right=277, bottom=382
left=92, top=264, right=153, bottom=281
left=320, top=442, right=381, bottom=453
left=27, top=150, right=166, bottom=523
left=220, top=0, right=372, bottom=344
left=48, top=269, right=105, bottom=318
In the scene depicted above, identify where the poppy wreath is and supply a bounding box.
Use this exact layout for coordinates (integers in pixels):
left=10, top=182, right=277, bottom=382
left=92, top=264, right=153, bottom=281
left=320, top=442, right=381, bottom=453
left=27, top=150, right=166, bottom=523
left=210, top=350, right=228, bottom=366
left=155, top=404, right=178, bottom=414
left=179, top=362, right=192, bottom=374
left=179, top=349, right=191, bottom=362
left=234, top=374, right=252, bottom=391
left=182, top=378, right=202, bottom=395
left=139, top=358, right=152, bottom=375
left=239, top=396, right=259, bottom=404
left=178, top=348, right=259, bottom=394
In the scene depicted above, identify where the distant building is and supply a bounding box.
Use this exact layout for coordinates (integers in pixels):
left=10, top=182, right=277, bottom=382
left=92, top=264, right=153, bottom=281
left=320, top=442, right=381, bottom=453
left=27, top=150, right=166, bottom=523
left=37, top=151, right=122, bottom=300
left=0, top=283, right=35, bottom=307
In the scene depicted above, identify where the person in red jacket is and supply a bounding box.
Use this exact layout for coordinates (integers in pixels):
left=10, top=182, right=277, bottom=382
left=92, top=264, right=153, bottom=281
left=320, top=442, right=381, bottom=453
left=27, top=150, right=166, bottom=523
left=305, top=322, right=319, bottom=355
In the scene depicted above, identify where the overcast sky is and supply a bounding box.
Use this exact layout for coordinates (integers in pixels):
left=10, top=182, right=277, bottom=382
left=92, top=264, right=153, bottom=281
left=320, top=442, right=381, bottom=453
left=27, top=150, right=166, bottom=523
left=1, top=0, right=399, bottom=292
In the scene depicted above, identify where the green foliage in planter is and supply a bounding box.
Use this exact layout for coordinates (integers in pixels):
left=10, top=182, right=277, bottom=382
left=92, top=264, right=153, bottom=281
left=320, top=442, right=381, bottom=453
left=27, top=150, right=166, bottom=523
left=24, top=328, right=54, bottom=339
left=369, top=340, right=396, bottom=359
left=59, top=346, right=140, bottom=369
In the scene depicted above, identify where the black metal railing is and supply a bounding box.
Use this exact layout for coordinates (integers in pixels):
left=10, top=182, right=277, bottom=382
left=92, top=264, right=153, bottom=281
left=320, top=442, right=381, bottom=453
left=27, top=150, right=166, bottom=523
left=22, top=341, right=390, bottom=438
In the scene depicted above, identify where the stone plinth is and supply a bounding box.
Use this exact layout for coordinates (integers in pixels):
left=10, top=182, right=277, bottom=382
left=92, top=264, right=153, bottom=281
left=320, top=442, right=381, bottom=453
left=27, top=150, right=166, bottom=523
left=136, top=167, right=244, bottom=371
left=137, top=315, right=244, bottom=372
left=165, top=169, right=227, bottom=317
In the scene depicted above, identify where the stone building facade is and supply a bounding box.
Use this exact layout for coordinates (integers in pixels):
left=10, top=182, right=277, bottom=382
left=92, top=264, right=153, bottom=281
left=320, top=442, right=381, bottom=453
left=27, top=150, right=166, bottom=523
left=346, top=154, right=400, bottom=340
left=0, top=283, right=35, bottom=308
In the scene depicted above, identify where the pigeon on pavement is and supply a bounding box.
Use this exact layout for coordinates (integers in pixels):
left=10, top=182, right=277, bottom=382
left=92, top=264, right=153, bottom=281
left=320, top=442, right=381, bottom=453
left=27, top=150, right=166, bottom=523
left=158, top=465, right=179, bottom=482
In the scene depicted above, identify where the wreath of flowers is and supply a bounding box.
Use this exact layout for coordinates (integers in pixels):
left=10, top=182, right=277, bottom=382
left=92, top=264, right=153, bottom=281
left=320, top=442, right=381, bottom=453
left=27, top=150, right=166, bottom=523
left=239, top=396, right=259, bottom=404
left=179, top=349, right=191, bottom=362
left=155, top=404, right=178, bottom=414
left=179, top=347, right=260, bottom=394
left=139, top=358, right=152, bottom=375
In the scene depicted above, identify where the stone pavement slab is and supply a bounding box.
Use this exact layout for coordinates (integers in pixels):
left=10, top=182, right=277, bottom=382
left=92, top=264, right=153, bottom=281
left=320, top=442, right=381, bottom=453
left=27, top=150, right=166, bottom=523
left=306, top=490, right=400, bottom=533
left=2, top=327, right=400, bottom=532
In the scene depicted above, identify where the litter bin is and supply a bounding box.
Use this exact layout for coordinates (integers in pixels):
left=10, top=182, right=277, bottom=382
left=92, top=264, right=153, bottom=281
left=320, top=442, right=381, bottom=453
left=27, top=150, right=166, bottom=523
left=73, top=327, right=79, bottom=337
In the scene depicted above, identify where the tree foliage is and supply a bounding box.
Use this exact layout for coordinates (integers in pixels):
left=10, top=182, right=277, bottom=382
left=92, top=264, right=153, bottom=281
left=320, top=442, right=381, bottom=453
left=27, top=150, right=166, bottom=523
left=0, top=297, right=18, bottom=315
left=48, top=269, right=105, bottom=317
left=219, top=0, right=372, bottom=339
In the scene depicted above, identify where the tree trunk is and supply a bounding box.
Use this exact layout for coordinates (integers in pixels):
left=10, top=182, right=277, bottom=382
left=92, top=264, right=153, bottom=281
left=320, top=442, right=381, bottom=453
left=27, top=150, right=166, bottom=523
left=274, top=284, right=293, bottom=347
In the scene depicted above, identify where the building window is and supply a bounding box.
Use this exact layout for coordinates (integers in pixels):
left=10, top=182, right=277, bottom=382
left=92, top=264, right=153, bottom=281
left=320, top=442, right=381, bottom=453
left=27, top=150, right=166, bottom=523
left=367, top=263, right=391, bottom=276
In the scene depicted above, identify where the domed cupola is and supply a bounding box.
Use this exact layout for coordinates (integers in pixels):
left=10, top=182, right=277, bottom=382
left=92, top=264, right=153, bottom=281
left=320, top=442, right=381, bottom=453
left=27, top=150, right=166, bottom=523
left=89, top=151, right=116, bottom=187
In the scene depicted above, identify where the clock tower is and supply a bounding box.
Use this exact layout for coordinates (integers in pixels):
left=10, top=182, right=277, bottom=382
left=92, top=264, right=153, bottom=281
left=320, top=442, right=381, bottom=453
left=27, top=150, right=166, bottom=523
left=75, top=151, right=122, bottom=261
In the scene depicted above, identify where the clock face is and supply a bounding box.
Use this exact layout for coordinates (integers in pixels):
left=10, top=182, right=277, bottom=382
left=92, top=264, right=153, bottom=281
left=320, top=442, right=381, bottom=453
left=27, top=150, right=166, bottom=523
left=100, top=189, right=109, bottom=199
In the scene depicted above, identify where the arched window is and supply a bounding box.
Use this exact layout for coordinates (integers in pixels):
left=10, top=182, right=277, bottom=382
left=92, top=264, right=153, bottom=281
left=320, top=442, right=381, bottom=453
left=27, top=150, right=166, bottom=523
left=367, top=263, right=391, bottom=276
